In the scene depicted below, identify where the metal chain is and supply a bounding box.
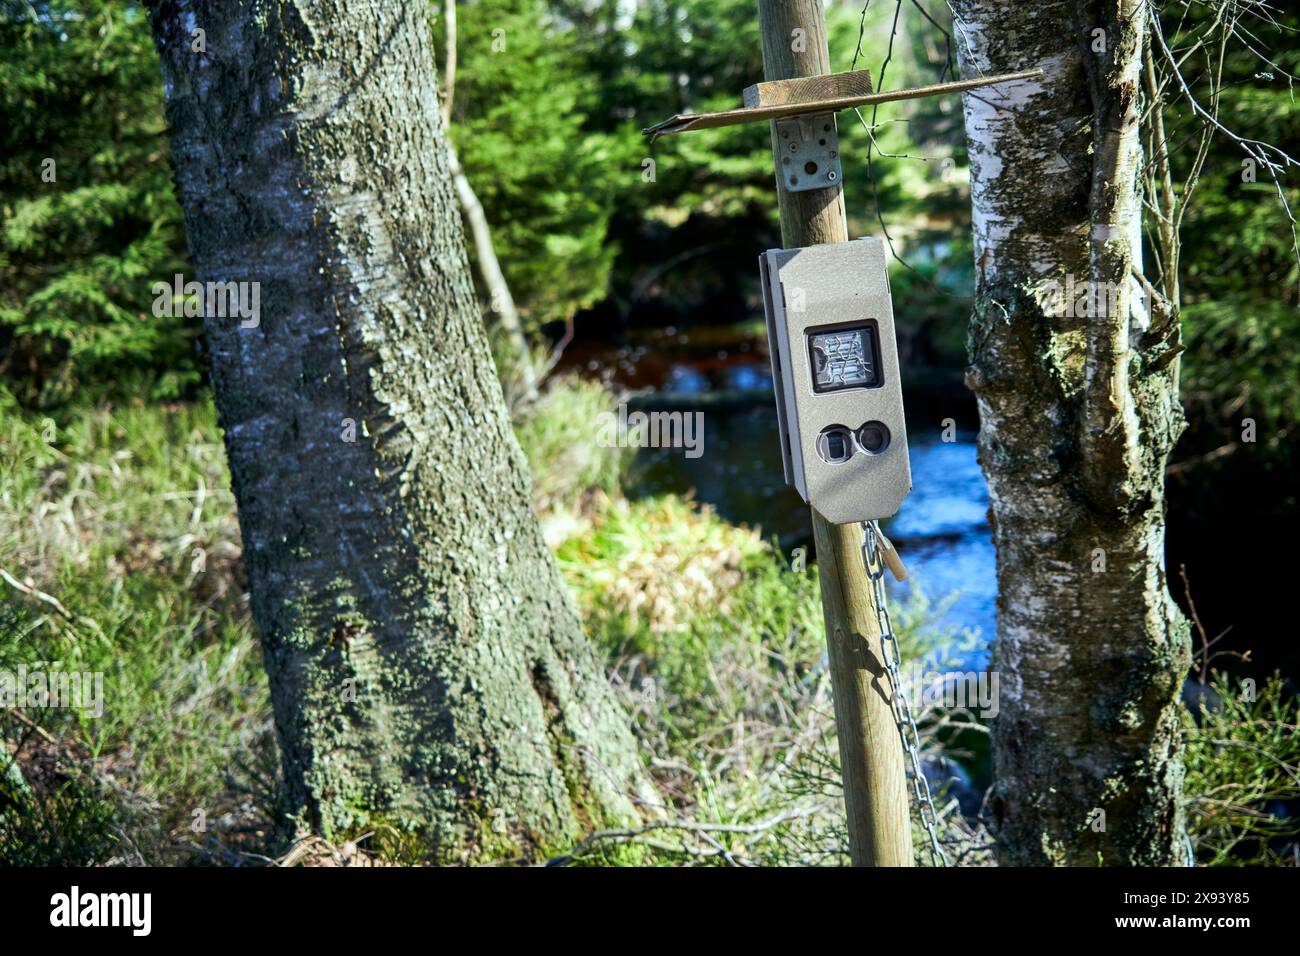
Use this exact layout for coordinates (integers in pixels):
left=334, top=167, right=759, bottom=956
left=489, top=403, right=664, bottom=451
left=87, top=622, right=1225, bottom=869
left=860, top=520, right=949, bottom=867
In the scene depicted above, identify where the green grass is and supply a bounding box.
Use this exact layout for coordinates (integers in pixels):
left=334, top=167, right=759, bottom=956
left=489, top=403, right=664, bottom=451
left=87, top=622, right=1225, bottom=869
left=0, top=389, right=274, bottom=865
left=554, top=489, right=990, bottom=865
left=2, top=378, right=1296, bottom=866
left=1184, top=672, right=1300, bottom=866
left=512, top=374, right=634, bottom=517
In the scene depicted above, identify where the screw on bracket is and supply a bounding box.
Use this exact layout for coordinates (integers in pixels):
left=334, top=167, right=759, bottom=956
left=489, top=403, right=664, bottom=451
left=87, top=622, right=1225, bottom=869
left=776, top=112, right=841, bottom=193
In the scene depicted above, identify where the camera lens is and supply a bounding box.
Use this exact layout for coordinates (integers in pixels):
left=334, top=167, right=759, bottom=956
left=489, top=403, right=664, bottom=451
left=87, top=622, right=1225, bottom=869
left=857, top=422, right=890, bottom=454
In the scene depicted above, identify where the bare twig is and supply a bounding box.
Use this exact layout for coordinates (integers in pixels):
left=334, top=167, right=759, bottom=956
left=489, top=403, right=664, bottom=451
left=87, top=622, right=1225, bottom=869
left=1, top=567, right=76, bottom=624
left=1147, top=0, right=1300, bottom=296
left=547, top=806, right=822, bottom=866
left=850, top=0, right=972, bottom=301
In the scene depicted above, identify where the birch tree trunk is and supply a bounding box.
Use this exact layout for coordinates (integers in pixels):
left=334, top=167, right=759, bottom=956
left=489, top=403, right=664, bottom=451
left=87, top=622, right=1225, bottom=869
left=951, top=0, right=1191, bottom=865
left=146, top=0, right=646, bottom=860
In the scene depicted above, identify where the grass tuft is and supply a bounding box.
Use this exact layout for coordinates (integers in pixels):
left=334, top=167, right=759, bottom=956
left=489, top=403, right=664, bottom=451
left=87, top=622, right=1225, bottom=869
left=0, top=389, right=275, bottom=865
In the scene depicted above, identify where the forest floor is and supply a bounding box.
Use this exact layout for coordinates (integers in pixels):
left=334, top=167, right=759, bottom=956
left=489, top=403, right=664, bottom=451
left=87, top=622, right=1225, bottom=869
left=1, top=379, right=1295, bottom=866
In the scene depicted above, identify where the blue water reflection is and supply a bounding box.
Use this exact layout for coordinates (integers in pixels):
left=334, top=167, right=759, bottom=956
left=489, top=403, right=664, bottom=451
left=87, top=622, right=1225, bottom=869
left=627, top=404, right=997, bottom=666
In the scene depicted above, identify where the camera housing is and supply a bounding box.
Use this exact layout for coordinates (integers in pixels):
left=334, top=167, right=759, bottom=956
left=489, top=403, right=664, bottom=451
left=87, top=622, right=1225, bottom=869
left=758, top=237, right=911, bottom=523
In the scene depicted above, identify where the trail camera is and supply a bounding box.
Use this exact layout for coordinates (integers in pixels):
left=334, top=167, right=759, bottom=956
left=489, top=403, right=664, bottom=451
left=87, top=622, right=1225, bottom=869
left=759, top=237, right=910, bottom=524
left=646, top=64, right=1038, bottom=523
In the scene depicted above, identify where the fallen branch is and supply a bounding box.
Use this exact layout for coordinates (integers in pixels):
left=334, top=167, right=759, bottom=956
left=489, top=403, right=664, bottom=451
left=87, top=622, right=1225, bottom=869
left=0, top=567, right=76, bottom=624
left=545, top=806, right=823, bottom=866
left=0, top=566, right=106, bottom=640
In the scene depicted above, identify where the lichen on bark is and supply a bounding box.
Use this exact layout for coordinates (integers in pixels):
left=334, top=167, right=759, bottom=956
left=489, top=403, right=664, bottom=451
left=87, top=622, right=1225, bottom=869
left=953, top=0, right=1192, bottom=865
left=146, top=0, right=649, bottom=861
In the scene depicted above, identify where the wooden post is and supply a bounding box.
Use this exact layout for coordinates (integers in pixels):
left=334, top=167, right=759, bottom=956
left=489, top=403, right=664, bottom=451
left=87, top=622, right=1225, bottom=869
left=758, top=0, right=913, bottom=867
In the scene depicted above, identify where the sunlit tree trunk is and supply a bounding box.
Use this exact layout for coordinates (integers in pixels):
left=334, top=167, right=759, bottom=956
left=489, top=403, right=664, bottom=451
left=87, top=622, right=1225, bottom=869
left=146, top=0, right=646, bottom=860
left=951, top=0, right=1191, bottom=865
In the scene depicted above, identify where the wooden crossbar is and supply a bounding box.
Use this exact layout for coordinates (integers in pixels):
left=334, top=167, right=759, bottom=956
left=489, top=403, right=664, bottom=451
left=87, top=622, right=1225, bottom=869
left=644, top=68, right=1044, bottom=138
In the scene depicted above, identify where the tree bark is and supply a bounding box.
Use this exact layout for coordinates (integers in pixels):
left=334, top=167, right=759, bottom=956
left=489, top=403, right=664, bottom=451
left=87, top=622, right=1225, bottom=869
left=146, top=0, right=646, bottom=860
left=951, top=0, right=1191, bottom=865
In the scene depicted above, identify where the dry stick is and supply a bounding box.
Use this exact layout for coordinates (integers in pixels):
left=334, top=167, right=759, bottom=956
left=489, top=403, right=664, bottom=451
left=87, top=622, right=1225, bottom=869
left=171, top=842, right=279, bottom=867
left=1178, top=564, right=1239, bottom=677
left=758, top=0, right=913, bottom=868
left=536, top=314, right=575, bottom=381
left=0, top=566, right=76, bottom=624
left=0, top=566, right=106, bottom=640
left=6, top=707, right=60, bottom=745
left=552, top=806, right=821, bottom=862
left=1179, top=563, right=1212, bottom=683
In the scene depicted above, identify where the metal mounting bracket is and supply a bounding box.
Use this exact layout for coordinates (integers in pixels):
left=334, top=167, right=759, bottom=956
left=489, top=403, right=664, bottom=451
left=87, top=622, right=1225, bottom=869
left=775, top=112, right=840, bottom=193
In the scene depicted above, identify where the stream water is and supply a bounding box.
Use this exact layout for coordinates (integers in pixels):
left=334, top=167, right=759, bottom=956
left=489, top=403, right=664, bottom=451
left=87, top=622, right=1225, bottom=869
left=562, top=323, right=999, bottom=668
left=626, top=402, right=997, bottom=668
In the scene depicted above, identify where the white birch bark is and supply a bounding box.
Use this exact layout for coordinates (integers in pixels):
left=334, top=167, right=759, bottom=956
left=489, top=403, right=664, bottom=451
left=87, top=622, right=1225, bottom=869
left=952, top=0, right=1190, bottom=866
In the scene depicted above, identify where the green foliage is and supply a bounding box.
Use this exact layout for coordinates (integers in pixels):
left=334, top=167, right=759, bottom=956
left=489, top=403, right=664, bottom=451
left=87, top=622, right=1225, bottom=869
left=2, top=1, right=1297, bottom=869
left=557, top=493, right=800, bottom=702
left=0, top=1, right=197, bottom=406
left=544, top=0, right=776, bottom=319
left=4, top=389, right=1293, bottom=867
left=0, top=0, right=649, bottom=403
left=554, top=489, right=988, bottom=866
left=0, top=0, right=981, bottom=399
left=545, top=0, right=976, bottom=364
left=1180, top=296, right=1300, bottom=462
left=511, top=374, right=633, bottom=515
left=1183, top=673, right=1300, bottom=866
left=435, top=0, right=636, bottom=327
left=1154, top=3, right=1300, bottom=466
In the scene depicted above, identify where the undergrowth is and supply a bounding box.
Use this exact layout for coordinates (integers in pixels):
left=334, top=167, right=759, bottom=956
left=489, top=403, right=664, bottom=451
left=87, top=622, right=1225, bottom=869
left=1, top=379, right=1295, bottom=866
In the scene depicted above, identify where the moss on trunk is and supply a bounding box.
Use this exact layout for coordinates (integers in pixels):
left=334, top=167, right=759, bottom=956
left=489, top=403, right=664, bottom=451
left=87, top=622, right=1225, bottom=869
left=953, top=0, right=1192, bottom=865
left=146, top=0, right=648, bottom=861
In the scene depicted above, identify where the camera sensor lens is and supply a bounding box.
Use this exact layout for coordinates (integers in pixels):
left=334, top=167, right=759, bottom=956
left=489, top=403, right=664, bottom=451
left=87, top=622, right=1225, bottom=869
left=857, top=422, right=890, bottom=454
